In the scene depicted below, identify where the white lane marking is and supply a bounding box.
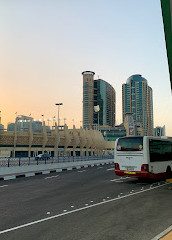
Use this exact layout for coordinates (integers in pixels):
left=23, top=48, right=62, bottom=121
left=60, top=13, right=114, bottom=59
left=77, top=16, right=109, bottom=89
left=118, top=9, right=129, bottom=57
left=0, top=182, right=170, bottom=235
left=78, top=170, right=86, bottom=173
left=97, top=167, right=103, bottom=169
left=0, top=185, right=8, bottom=188
left=45, top=175, right=59, bottom=179
left=151, top=224, right=172, bottom=240
left=106, top=168, right=114, bottom=171
left=110, top=177, right=130, bottom=182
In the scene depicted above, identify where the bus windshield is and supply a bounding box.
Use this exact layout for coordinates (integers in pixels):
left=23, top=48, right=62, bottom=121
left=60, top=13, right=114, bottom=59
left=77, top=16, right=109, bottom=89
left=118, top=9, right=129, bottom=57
left=117, top=137, right=143, bottom=151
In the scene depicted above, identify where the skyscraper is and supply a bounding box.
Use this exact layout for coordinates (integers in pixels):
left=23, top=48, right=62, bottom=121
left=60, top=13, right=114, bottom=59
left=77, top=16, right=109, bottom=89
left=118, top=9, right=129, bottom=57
left=122, top=74, right=153, bottom=136
left=82, top=71, right=116, bottom=128
left=82, top=71, right=95, bottom=127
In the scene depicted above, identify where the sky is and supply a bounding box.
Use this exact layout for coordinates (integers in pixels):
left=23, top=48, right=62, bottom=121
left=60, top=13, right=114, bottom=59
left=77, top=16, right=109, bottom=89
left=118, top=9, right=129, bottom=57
left=0, top=0, right=172, bottom=135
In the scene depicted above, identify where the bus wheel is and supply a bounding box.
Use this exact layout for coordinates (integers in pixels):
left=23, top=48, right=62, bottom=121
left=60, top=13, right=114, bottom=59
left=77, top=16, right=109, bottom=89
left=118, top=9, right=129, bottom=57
left=166, top=167, right=172, bottom=179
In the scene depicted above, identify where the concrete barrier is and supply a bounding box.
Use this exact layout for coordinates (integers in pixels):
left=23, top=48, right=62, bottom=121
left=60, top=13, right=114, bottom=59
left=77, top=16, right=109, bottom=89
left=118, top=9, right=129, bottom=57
left=0, top=159, right=114, bottom=181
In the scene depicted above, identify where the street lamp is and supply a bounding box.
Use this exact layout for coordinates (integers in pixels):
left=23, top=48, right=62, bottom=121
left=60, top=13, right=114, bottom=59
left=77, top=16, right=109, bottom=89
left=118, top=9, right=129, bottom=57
left=64, top=118, right=67, bottom=125
left=52, top=116, right=56, bottom=128
left=41, top=114, right=44, bottom=123
left=94, top=105, right=100, bottom=131
left=55, top=103, right=63, bottom=158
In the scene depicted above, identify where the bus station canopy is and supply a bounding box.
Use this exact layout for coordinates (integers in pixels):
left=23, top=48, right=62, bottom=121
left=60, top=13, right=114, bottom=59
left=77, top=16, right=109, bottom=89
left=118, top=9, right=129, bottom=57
left=161, top=0, right=172, bottom=90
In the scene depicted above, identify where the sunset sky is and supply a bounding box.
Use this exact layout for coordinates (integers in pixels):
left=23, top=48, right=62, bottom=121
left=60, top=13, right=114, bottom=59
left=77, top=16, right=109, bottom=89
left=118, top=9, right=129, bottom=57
left=0, top=0, right=172, bottom=135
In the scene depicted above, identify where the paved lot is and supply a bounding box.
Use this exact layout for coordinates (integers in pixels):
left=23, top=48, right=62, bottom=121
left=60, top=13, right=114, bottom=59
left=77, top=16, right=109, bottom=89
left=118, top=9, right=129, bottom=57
left=0, top=164, right=171, bottom=240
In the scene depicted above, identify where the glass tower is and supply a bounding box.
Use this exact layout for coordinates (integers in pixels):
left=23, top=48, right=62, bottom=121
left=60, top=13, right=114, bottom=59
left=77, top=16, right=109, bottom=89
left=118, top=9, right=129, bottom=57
left=94, top=79, right=116, bottom=127
left=122, top=74, right=153, bottom=136
left=82, top=71, right=116, bottom=128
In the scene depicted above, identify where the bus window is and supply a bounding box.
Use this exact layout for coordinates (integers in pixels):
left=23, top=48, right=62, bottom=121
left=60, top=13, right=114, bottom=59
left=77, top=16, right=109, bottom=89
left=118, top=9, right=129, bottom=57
left=149, top=140, right=172, bottom=162
left=117, top=137, right=143, bottom=151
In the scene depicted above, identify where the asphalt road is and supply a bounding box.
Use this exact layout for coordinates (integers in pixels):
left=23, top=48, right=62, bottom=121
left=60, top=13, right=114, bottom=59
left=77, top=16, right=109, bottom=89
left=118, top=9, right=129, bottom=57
left=0, top=164, right=171, bottom=240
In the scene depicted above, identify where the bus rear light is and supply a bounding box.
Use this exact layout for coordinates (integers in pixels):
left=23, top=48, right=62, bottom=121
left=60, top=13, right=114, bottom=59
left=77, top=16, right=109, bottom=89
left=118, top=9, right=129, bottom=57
left=114, top=163, right=120, bottom=170
left=141, top=164, right=149, bottom=172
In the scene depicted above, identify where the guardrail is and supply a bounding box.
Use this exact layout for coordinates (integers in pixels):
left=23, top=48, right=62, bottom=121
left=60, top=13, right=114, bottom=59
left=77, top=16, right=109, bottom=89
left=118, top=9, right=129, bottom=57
left=0, top=155, right=114, bottom=168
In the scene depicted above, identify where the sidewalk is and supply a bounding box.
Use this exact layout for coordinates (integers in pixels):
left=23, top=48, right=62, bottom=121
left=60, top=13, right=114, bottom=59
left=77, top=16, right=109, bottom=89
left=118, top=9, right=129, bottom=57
left=160, top=231, right=172, bottom=240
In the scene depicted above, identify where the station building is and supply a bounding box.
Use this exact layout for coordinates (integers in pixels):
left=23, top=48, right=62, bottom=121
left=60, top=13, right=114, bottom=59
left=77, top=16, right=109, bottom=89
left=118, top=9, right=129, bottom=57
left=0, top=116, right=115, bottom=158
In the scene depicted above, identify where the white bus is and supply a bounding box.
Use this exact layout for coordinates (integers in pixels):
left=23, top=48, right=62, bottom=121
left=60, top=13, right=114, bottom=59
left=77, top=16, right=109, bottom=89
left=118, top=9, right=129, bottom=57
left=114, top=136, right=172, bottom=179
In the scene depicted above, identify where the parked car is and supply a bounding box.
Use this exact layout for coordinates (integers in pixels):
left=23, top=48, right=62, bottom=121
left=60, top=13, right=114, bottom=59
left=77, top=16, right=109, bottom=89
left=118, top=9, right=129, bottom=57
left=35, top=153, right=50, bottom=161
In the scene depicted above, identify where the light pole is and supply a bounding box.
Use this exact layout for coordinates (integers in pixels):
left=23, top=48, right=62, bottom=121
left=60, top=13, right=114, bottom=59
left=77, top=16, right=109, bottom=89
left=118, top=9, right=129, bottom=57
left=52, top=116, right=56, bottom=129
left=41, top=114, right=44, bottom=123
left=64, top=118, right=67, bottom=125
left=94, top=105, right=100, bottom=131
left=55, top=103, right=63, bottom=158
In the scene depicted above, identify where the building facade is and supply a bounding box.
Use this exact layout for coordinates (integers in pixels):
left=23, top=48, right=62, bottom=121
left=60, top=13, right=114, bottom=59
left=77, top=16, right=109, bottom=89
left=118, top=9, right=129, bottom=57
left=0, top=116, right=107, bottom=158
left=82, top=71, right=95, bottom=127
left=100, top=125, right=126, bottom=141
left=154, top=125, right=166, bottom=137
left=7, top=115, right=51, bottom=133
left=122, top=74, right=153, bottom=136
left=82, top=71, right=116, bottom=128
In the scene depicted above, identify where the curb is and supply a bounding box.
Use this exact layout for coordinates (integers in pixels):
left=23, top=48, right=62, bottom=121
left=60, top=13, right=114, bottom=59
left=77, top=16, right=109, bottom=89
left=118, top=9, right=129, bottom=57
left=151, top=225, right=172, bottom=240
left=0, top=161, right=114, bottom=181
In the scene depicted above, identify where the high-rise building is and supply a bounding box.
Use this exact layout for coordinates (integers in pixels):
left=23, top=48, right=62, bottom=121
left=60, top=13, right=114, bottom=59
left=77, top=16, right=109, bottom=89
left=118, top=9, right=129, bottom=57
left=82, top=71, right=95, bottom=127
left=154, top=125, right=166, bottom=137
left=82, top=71, right=116, bottom=128
left=122, top=74, right=153, bottom=136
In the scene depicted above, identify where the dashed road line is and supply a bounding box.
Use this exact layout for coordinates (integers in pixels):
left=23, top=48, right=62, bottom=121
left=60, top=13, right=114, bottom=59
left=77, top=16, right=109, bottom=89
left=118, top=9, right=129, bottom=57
left=106, top=168, right=114, bottom=171
left=0, top=182, right=170, bottom=235
left=78, top=170, right=86, bottom=173
left=0, top=185, right=8, bottom=188
left=110, top=177, right=131, bottom=182
left=44, top=175, right=59, bottom=179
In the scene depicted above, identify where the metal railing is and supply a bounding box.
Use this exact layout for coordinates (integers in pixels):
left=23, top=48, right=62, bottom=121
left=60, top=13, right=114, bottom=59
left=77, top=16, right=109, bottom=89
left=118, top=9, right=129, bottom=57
left=0, top=155, right=114, bottom=168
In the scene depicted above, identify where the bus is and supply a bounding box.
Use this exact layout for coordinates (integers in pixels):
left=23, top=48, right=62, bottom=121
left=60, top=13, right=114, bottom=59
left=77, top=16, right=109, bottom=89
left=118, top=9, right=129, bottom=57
left=114, top=136, right=172, bottom=179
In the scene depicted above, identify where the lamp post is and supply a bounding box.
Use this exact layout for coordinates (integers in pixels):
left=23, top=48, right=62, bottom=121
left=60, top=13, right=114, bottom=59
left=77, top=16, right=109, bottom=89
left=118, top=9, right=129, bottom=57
left=94, top=105, right=100, bottom=131
left=52, top=116, right=56, bottom=129
left=55, top=103, right=63, bottom=158
left=64, top=118, right=67, bottom=125
left=41, top=114, right=44, bottom=123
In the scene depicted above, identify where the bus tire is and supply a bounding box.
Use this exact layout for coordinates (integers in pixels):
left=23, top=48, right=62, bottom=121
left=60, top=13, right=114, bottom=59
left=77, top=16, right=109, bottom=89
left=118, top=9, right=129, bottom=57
left=166, top=166, right=172, bottom=179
